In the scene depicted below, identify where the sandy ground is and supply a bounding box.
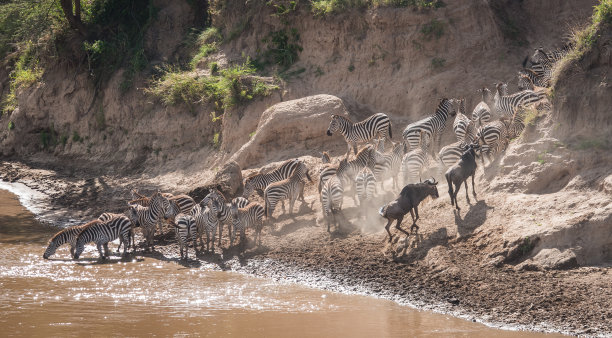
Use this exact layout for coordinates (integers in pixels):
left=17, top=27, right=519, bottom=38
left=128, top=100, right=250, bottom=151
left=1, top=156, right=611, bottom=337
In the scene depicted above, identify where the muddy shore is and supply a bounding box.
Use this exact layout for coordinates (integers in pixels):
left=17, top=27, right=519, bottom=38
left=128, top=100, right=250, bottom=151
left=2, top=159, right=611, bottom=337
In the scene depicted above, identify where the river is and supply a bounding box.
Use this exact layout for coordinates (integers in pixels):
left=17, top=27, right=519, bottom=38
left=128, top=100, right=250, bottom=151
left=0, top=188, right=562, bottom=337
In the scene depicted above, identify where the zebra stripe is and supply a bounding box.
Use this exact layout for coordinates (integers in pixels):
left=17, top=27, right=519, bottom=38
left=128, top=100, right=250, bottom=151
left=355, top=167, right=376, bottom=205
left=230, top=202, right=265, bottom=247
left=43, top=220, right=101, bottom=259
left=126, top=192, right=169, bottom=251
left=326, top=113, right=392, bottom=157
left=98, top=212, right=134, bottom=252
left=493, top=83, right=546, bottom=120
left=318, top=164, right=337, bottom=193
left=372, top=142, right=404, bottom=190
left=518, top=69, right=549, bottom=90
left=73, top=216, right=132, bottom=259
left=320, top=175, right=343, bottom=232
left=475, top=119, right=511, bottom=166
left=264, top=162, right=310, bottom=218
left=243, top=158, right=310, bottom=202
left=174, top=213, right=197, bottom=259
left=190, top=202, right=219, bottom=252
left=402, top=98, right=456, bottom=152
left=438, top=141, right=471, bottom=169
left=400, top=133, right=431, bottom=184
left=452, top=98, right=475, bottom=143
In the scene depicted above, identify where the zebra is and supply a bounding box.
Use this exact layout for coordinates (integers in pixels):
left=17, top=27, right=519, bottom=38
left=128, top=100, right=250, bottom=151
left=336, top=145, right=375, bottom=203
left=355, top=167, right=376, bottom=206
left=320, top=175, right=344, bottom=232
left=128, top=192, right=193, bottom=235
left=73, top=216, right=133, bottom=259
left=402, top=98, right=457, bottom=154
left=264, top=161, right=311, bottom=218
left=372, top=142, right=405, bottom=190
left=517, top=73, right=553, bottom=112
left=474, top=118, right=512, bottom=166
left=200, top=189, right=249, bottom=247
left=326, top=113, right=392, bottom=158
left=126, top=191, right=169, bottom=251
left=318, top=154, right=338, bottom=194
left=98, top=212, right=134, bottom=253
left=452, top=98, right=475, bottom=143
left=400, top=132, right=431, bottom=185
left=243, top=158, right=310, bottom=206
left=518, top=69, right=549, bottom=90
left=230, top=201, right=265, bottom=248
left=173, top=213, right=197, bottom=260
left=43, top=220, right=102, bottom=259
left=190, top=200, right=219, bottom=252
left=492, top=82, right=546, bottom=137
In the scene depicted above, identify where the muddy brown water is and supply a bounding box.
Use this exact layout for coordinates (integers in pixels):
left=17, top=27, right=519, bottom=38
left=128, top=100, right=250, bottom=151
left=0, top=188, right=562, bottom=337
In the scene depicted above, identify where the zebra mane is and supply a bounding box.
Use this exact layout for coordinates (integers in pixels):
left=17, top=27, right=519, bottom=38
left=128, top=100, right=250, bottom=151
left=48, top=220, right=100, bottom=244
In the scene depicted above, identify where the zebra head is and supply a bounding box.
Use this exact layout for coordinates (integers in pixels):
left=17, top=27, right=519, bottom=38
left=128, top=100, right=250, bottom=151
left=151, top=191, right=170, bottom=216
left=164, top=200, right=180, bottom=220
left=243, top=176, right=257, bottom=198
left=327, top=115, right=342, bottom=136
left=43, top=239, right=59, bottom=259
left=126, top=205, right=141, bottom=228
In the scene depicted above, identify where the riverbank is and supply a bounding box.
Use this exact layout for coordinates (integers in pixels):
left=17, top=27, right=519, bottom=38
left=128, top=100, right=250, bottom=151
left=2, top=158, right=611, bottom=337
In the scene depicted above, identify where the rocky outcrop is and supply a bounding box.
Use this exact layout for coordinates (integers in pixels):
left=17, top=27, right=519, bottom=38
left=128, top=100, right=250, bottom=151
left=229, top=94, right=351, bottom=169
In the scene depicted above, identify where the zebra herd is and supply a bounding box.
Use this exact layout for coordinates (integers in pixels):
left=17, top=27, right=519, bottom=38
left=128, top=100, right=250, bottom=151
left=42, top=46, right=564, bottom=260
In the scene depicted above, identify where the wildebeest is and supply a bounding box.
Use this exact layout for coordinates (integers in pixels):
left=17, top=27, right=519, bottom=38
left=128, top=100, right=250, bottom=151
left=378, top=179, right=439, bottom=242
left=445, top=143, right=479, bottom=210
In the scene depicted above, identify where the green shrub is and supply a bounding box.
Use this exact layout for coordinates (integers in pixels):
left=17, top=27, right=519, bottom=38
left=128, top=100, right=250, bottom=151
left=420, top=19, right=444, bottom=40
left=431, top=57, right=445, bottom=69
left=209, top=62, right=219, bottom=74
left=258, top=28, right=303, bottom=70
left=72, top=131, right=82, bottom=143
left=311, top=0, right=443, bottom=15
left=212, top=132, right=220, bottom=148
left=8, top=121, right=14, bottom=130
left=190, top=43, right=217, bottom=69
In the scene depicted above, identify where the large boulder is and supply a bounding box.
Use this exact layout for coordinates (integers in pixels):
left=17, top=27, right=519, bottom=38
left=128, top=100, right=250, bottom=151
left=188, top=160, right=243, bottom=201
left=229, top=94, right=351, bottom=169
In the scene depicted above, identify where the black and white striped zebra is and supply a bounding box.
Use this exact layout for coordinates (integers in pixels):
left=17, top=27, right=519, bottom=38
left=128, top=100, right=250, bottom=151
left=264, top=162, right=311, bottom=218
left=43, top=220, right=102, bottom=259
left=473, top=88, right=493, bottom=127
left=355, top=167, right=376, bottom=206
left=126, top=191, right=169, bottom=251
left=372, top=142, right=405, bottom=190
left=452, top=98, right=476, bottom=143
left=518, top=69, right=549, bottom=90
left=401, top=132, right=431, bottom=184
left=320, top=175, right=343, bottom=232
left=128, top=192, right=193, bottom=235
left=173, top=213, right=197, bottom=259
left=318, top=152, right=337, bottom=193
left=200, top=189, right=249, bottom=247
left=243, top=158, right=310, bottom=204
left=474, top=118, right=511, bottom=166
left=402, top=98, right=457, bottom=153
left=230, top=201, right=265, bottom=248
left=73, top=216, right=133, bottom=259
left=326, top=113, right=392, bottom=158
left=98, top=212, right=134, bottom=253
left=493, top=82, right=546, bottom=137
left=190, top=200, right=219, bottom=252
left=336, top=145, right=375, bottom=203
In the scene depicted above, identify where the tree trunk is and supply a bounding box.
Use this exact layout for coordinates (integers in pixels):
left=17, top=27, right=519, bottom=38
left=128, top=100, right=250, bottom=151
left=59, top=0, right=87, bottom=37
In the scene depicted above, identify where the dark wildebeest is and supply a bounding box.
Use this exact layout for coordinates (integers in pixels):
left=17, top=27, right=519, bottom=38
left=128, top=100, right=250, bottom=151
left=445, top=143, right=479, bottom=210
left=378, top=178, right=439, bottom=242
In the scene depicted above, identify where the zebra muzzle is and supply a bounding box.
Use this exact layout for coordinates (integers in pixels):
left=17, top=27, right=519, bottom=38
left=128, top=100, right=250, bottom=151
left=326, top=130, right=332, bottom=136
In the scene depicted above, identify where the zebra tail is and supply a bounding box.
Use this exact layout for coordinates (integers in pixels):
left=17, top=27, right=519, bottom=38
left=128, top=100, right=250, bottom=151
left=522, top=55, right=529, bottom=68
left=305, top=169, right=313, bottom=182
left=389, top=123, right=393, bottom=139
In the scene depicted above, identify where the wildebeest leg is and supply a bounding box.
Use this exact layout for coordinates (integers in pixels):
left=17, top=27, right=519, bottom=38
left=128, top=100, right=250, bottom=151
left=410, top=206, right=420, bottom=234
left=471, top=174, right=477, bottom=199
left=447, top=177, right=455, bottom=207
left=464, top=179, right=470, bottom=204
left=394, top=215, right=410, bottom=236
left=384, top=218, right=394, bottom=242
left=454, top=182, right=462, bottom=210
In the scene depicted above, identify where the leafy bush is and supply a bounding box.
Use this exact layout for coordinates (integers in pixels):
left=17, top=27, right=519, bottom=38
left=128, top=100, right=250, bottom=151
left=258, top=28, right=303, bottom=70
left=8, top=121, right=15, bottom=130
left=420, top=19, right=444, bottom=40
left=147, top=59, right=278, bottom=110
left=431, top=57, right=445, bottom=69
left=2, top=41, right=43, bottom=114
left=310, top=0, right=444, bottom=15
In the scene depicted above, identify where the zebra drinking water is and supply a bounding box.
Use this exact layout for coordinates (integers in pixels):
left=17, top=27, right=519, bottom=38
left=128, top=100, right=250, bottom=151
left=43, top=220, right=102, bottom=259
left=73, top=216, right=133, bottom=259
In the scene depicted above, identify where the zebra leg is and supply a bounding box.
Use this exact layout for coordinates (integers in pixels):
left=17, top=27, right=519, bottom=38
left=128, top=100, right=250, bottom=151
left=206, top=231, right=210, bottom=252
left=96, top=243, right=106, bottom=259
left=103, top=243, right=110, bottom=257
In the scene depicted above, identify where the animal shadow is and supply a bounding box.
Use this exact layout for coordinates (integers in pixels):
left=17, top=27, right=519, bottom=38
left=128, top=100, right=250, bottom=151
left=453, top=199, right=494, bottom=237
